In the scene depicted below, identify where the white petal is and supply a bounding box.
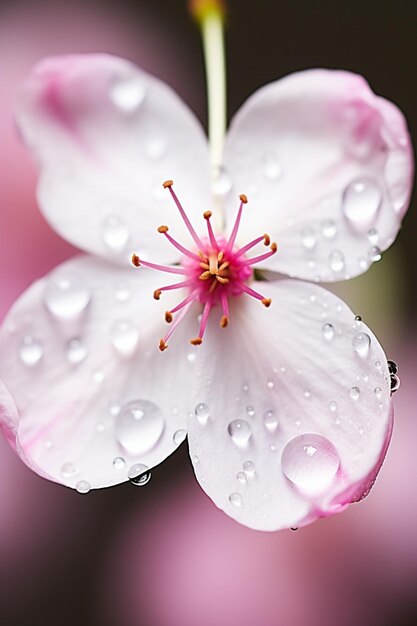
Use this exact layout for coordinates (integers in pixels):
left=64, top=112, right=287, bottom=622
left=223, top=69, right=413, bottom=281
left=0, top=255, right=202, bottom=489
left=187, top=280, right=392, bottom=531
left=16, top=54, right=210, bottom=264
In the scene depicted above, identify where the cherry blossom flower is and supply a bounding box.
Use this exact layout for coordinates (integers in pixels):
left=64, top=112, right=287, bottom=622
left=0, top=53, right=412, bottom=530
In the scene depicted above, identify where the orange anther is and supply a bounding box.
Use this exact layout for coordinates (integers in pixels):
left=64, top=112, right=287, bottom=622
left=239, top=194, right=248, bottom=204
left=163, top=179, right=173, bottom=188
left=131, top=253, right=140, bottom=267
left=165, top=311, right=173, bottom=323
left=159, top=339, right=168, bottom=351
left=220, top=315, right=229, bottom=328
left=262, top=298, right=272, bottom=308
left=153, top=289, right=162, bottom=300
left=190, top=337, right=203, bottom=346
left=158, top=225, right=169, bottom=233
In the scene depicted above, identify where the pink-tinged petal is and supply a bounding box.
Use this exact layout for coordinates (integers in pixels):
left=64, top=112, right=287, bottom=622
left=223, top=69, right=413, bottom=281
left=0, top=255, right=201, bottom=490
left=187, top=280, right=392, bottom=531
left=16, top=54, right=211, bottom=264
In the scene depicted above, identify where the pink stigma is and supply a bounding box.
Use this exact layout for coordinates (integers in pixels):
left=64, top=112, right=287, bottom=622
left=132, top=180, right=277, bottom=350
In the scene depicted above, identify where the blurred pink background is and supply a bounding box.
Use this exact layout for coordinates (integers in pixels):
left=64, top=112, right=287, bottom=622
left=0, top=1, right=416, bottom=625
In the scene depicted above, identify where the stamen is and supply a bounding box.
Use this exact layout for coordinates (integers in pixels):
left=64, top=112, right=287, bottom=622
left=244, top=242, right=278, bottom=266
left=238, top=282, right=272, bottom=306
left=164, top=181, right=205, bottom=250
left=235, top=234, right=270, bottom=258
left=160, top=300, right=194, bottom=350
left=153, top=279, right=194, bottom=300
left=216, top=275, right=229, bottom=284
left=170, top=291, right=199, bottom=314
left=220, top=290, right=229, bottom=322
left=158, top=226, right=202, bottom=262
left=132, top=254, right=186, bottom=275
left=208, top=254, right=218, bottom=275
left=203, top=210, right=219, bottom=249
left=190, top=297, right=212, bottom=345
left=165, top=311, right=173, bottom=323
left=226, top=194, right=248, bottom=253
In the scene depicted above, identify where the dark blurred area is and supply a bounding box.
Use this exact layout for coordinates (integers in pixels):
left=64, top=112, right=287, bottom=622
left=0, top=1, right=416, bottom=625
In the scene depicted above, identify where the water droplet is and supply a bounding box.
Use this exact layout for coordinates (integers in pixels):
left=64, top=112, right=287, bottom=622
left=322, top=323, right=335, bottom=341
left=195, top=403, right=210, bottom=425
left=301, top=228, right=316, bottom=250
left=367, top=228, right=379, bottom=245
left=192, top=455, right=199, bottom=465
left=321, top=220, right=337, bottom=239
left=114, top=283, right=131, bottom=302
left=281, top=434, right=340, bottom=495
left=375, top=360, right=382, bottom=370
left=115, top=400, right=165, bottom=455
left=109, top=76, right=146, bottom=112
left=374, top=387, right=382, bottom=399
left=173, top=429, right=187, bottom=445
left=113, top=457, right=126, bottom=470
left=110, top=320, right=139, bottom=357
left=44, top=275, right=91, bottom=319
left=368, top=246, right=382, bottom=262
left=19, top=336, right=43, bottom=366
left=236, top=471, right=247, bottom=485
left=93, top=370, right=105, bottom=384
left=263, top=409, right=278, bottom=432
left=229, top=492, right=243, bottom=507
left=61, top=462, right=78, bottom=478
left=352, top=332, right=371, bottom=357
left=109, top=403, right=121, bottom=416
left=76, top=480, right=91, bottom=494
left=262, top=152, right=282, bottom=181
left=349, top=386, right=361, bottom=400
left=243, top=460, right=255, bottom=476
left=227, top=419, right=252, bottom=447
left=388, top=360, right=398, bottom=375
left=304, top=389, right=311, bottom=399
left=329, top=250, right=345, bottom=273
left=66, top=338, right=88, bottom=364
left=246, top=405, right=255, bottom=417
left=212, top=167, right=232, bottom=196
left=329, top=401, right=338, bottom=412
left=187, top=352, right=196, bottom=364
left=267, top=379, right=275, bottom=389
left=145, top=138, right=167, bottom=160
left=242, top=384, right=249, bottom=392
left=343, top=178, right=381, bottom=231
left=128, top=463, right=151, bottom=486
left=390, top=374, right=400, bottom=393
left=102, top=215, right=129, bottom=252
left=269, top=443, right=277, bottom=452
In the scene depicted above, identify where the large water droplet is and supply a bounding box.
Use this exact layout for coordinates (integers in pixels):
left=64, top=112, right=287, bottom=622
left=262, top=152, right=282, bottom=181
left=109, top=76, right=146, bottom=112
left=329, top=250, right=345, bottom=273
left=322, top=323, right=335, bottom=341
left=19, top=336, right=43, bottom=366
left=75, top=480, right=91, bottom=494
left=281, top=434, right=340, bottom=495
left=227, top=419, right=252, bottom=447
left=229, top=492, right=243, bottom=507
left=343, top=178, right=382, bottom=231
left=263, top=409, right=278, bottom=432
left=301, top=228, right=316, bottom=250
left=110, top=320, right=139, bottom=357
left=115, top=400, right=165, bottom=455
left=128, top=463, right=151, bottom=486
left=44, top=275, right=91, bottom=319
left=352, top=332, right=371, bottom=357
left=102, top=215, right=129, bottom=252
left=173, top=429, right=187, bottom=445
left=195, top=403, right=210, bottom=425
left=66, top=338, right=88, bottom=364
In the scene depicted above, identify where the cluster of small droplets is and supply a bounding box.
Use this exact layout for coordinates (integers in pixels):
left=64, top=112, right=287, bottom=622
left=132, top=180, right=277, bottom=350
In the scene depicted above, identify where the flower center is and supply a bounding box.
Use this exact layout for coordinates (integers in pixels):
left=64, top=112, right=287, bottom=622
left=131, top=180, right=277, bottom=351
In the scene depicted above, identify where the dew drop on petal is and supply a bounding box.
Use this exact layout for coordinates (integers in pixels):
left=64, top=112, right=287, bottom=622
left=342, top=178, right=381, bottom=230
left=114, top=283, right=131, bottom=302
left=301, top=228, right=316, bottom=250
left=367, top=228, right=379, bottom=245
left=173, top=429, right=187, bottom=446
left=349, top=386, right=361, bottom=400
left=212, top=166, right=232, bottom=196
left=229, top=492, right=243, bottom=507
left=329, top=250, right=345, bottom=273
left=243, top=460, right=256, bottom=476
left=281, top=434, right=340, bottom=495
left=236, top=471, right=247, bottom=485
left=195, top=403, right=210, bottom=425
left=61, top=462, right=78, bottom=478
left=321, top=220, right=337, bottom=239
left=102, top=215, right=129, bottom=252
left=329, top=401, right=338, bottom=413
left=66, top=339, right=88, bottom=364
left=44, top=275, right=91, bottom=319
left=19, top=336, right=43, bottom=367
left=246, top=405, right=255, bottom=417
left=115, top=400, right=165, bottom=455
left=145, top=138, right=167, bottom=160
left=263, top=409, right=278, bottom=432
left=75, top=480, right=91, bottom=494
left=262, top=151, right=282, bottom=181
left=110, top=320, right=139, bottom=357
left=374, top=386, right=382, bottom=399
left=322, top=323, right=335, bottom=341
left=109, top=76, right=146, bottom=112
left=128, top=463, right=151, bottom=486
left=227, top=419, right=252, bottom=447
left=352, top=332, right=371, bottom=357
left=112, top=456, right=126, bottom=470
left=368, top=246, right=382, bottom=262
